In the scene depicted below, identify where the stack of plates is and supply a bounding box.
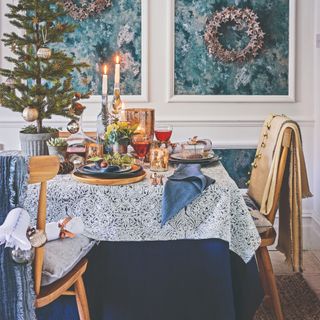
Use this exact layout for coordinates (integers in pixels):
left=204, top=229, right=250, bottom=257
left=72, top=163, right=146, bottom=185
left=169, top=153, right=221, bottom=166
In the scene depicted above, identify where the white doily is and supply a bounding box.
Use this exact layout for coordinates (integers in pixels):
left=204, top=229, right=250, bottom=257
left=24, top=163, right=260, bottom=263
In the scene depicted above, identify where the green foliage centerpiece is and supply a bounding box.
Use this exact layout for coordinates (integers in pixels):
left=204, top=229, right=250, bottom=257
left=105, top=121, right=137, bottom=154
left=0, top=0, right=88, bottom=155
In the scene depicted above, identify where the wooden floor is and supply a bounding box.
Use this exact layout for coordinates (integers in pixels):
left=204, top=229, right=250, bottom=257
left=271, top=250, right=320, bottom=298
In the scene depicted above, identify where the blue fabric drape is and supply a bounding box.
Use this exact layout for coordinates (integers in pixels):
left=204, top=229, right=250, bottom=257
left=0, top=152, right=36, bottom=320
left=37, top=239, right=263, bottom=320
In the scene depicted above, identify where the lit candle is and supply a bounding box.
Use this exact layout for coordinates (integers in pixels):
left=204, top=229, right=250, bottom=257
left=114, top=55, right=120, bottom=88
left=102, top=64, right=108, bottom=96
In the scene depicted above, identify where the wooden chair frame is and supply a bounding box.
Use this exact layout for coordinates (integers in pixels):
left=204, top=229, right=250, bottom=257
left=28, top=156, right=90, bottom=320
left=255, top=128, right=293, bottom=320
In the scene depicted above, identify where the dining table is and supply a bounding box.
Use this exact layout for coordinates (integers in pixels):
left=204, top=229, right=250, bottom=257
left=24, top=161, right=264, bottom=320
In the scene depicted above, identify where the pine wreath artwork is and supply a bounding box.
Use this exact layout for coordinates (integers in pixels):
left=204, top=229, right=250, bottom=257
left=204, top=7, right=265, bottom=63
left=64, top=0, right=112, bottom=20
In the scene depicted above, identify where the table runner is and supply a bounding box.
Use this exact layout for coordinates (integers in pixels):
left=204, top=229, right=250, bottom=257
left=24, top=163, right=260, bottom=263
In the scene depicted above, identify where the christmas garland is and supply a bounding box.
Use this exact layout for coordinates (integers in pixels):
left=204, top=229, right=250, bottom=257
left=204, top=7, right=265, bottom=63
left=63, top=0, right=112, bottom=20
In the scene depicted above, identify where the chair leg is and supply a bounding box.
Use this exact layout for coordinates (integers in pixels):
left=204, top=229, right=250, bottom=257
left=258, top=246, right=284, bottom=320
left=256, top=248, right=272, bottom=309
left=75, top=276, right=90, bottom=320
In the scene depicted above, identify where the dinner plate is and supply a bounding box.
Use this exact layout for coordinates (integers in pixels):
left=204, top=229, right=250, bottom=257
left=170, top=153, right=218, bottom=162
left=169, top=154, right=221, bottom=166
left=76, top=164, right=142, bottom=179
left=80, top=163, right=132, bottom=174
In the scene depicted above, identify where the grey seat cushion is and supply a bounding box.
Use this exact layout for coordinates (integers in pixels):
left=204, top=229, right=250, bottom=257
left=243, top=193, right=273, bottom=233
left=41, top=234, right=95, bottom=286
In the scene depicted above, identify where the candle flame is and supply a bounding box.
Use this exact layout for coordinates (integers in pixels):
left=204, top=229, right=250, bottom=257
left=116, top=55, right=120, bottom=64
left=103, top=64, right=108, bottom=75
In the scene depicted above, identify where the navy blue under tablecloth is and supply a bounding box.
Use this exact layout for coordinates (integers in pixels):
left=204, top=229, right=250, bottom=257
left=36, top=239, right=263, bottom=320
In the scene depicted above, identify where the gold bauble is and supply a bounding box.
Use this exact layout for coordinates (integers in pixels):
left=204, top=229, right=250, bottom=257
left=37, top=47, right=52, bottom=59
left=22, top=107, right=39, bottom=122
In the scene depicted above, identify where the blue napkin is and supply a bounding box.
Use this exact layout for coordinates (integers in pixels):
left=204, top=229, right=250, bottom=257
left=161, top=164, right=215, bottom=225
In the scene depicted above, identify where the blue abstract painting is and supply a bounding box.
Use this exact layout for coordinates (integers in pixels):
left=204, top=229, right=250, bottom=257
left=58, top=0, right=142, bottom=95
left=174, top=0, right=290, bottom=96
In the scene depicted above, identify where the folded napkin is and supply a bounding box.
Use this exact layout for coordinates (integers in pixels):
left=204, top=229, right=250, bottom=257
left=161, top=164, right=215, bottom=225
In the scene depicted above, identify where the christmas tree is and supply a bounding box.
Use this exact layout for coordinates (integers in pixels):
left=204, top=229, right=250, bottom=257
left=0, top=0, right=88, bottom=133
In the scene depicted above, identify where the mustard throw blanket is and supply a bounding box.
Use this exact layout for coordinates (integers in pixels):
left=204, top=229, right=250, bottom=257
left=248, top=115, right=312, bottom=272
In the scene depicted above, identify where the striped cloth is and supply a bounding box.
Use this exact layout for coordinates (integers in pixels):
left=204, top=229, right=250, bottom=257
left=0, top=151, right=36, bottom=320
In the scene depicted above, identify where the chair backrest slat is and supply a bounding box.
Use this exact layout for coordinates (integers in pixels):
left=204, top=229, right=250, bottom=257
left=265, top=128, right=292, bottom=224
left=28, top=156, right=59, bottom=295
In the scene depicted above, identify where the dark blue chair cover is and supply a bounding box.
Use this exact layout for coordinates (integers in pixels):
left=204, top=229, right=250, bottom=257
left=36, top=239, right=263, bottom=320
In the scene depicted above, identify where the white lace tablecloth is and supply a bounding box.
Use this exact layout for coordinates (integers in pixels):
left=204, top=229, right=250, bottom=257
left=24, top=163, right=260, bottom=263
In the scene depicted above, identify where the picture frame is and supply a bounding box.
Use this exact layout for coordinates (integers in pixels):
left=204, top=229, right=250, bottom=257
left=167, top=0, right=296, bottom=103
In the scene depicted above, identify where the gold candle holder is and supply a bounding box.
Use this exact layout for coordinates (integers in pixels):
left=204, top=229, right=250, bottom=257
left=85, top=143, right=104, bottom=162
left=150, top=144, right=169, bottom=172
left=124, top=108, right=155, bottom=138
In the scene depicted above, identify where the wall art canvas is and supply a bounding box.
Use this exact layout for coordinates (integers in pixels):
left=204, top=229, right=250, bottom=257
left=57, top=0, right=148, bottom=101
left=169, top=0, right=295, bottom=102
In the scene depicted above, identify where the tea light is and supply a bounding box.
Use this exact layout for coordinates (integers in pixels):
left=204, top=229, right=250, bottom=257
left=150, top=144, right=169, bottom=172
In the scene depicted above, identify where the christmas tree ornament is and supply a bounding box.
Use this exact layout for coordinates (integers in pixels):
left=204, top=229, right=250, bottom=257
left=5, top=76, right=15, bottom=89
left=67, top=119, right=80, bottom=134
left=37, top=46, right=52, bottom=59
left=10, top=247, right=34, bottom=264
left=74, top=102, right=86, bottom=116
left=22, top=106, right=39, bottom=122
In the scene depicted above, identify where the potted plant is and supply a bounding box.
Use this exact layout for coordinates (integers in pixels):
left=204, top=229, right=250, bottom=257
left=105, top=122, right=138, bottom=154
left=0, top=0, right=88, bottom=156
left=47, top=137, right=68, bottom=161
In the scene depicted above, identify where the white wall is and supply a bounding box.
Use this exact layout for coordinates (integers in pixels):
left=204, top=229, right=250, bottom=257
left=314, top=1, right=320, bottom=223
left=0, top=0, right=316, bottom=215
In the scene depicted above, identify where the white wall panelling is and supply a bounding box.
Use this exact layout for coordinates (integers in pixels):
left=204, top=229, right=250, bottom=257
left=0, top=0, right=317, bottom=229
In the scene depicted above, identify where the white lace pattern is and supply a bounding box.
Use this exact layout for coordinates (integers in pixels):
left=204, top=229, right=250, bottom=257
left=24, top=163, right=261, bottom=263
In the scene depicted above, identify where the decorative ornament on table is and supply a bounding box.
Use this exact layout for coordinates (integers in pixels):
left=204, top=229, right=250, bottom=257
left=22, top=106, right=39, bottom=122
left=204, top=7, right=265, bottom=63
left=58, top=161, right=75, bottom=174
left=63, top=0, right=113, bottom=20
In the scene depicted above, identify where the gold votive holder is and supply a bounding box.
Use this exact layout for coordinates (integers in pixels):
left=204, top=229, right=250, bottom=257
left=150, top=144, right=169, bottom=172
left=124, top=108, right=155, bottom=138
left=85, top=143, right=104, bottom=162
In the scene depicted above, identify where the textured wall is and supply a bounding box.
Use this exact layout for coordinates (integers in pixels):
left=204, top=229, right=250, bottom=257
left=57, top=0, right=142, bottom=95
left=175, top=0, right=289, bottom=95
left=215, top=148, right=256, bottom=188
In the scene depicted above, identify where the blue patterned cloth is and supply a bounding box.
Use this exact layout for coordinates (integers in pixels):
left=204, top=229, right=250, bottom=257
left=161, top=164, right=215, bottom=225
left=0, top=151, right=36, bottom=320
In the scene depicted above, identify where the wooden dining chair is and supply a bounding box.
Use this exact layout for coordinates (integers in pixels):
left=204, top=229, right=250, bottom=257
left=245, top=128, right=292, bottom=320
left=28, top=156, right=91, bottom=320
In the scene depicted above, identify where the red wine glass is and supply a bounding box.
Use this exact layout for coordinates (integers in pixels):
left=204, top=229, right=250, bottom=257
left=155, top=125, right=173, bottom=143
left=131, top=135, right=151, bottom=167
